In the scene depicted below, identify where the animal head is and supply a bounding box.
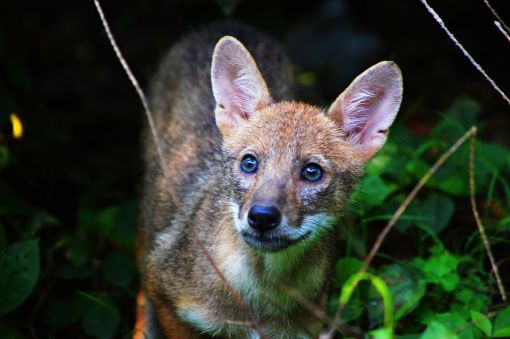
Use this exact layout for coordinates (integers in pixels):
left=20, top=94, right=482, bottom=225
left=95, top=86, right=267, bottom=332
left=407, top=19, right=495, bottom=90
left=211, top=36, right=403, bottom=252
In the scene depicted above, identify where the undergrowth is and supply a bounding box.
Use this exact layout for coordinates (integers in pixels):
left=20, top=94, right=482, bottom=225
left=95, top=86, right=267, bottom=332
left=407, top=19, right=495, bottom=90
left=0, top=96, right=509, bottom=338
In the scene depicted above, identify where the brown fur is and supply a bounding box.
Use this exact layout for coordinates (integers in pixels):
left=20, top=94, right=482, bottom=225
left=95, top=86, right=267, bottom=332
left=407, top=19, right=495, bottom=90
left=137, top=22, right=381, bottom=338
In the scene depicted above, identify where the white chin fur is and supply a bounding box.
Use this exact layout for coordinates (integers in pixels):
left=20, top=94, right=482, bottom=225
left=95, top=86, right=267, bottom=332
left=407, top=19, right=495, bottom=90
left=286, top=213, right=336, bottom=242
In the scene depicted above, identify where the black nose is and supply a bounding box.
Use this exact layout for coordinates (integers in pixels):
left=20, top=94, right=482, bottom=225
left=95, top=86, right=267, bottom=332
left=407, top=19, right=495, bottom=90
left=248, top=205, right=281, bottom=232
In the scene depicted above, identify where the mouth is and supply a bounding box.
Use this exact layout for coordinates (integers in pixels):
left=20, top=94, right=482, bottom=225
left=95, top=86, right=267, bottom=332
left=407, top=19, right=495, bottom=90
left=240, top=230, right=312, bottom=252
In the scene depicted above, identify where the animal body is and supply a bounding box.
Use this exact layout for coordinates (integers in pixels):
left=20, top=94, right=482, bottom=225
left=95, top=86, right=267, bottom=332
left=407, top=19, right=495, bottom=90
left=136, top=22, right=403, bottom=338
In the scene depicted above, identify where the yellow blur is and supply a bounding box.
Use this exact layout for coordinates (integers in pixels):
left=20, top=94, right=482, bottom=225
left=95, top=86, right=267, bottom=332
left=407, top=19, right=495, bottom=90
left=10, top=113, right=23, bottom=139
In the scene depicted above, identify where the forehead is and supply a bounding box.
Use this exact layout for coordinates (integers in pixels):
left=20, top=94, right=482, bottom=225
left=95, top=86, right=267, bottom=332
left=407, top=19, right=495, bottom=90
left=225, top=102, right=361, bottom=166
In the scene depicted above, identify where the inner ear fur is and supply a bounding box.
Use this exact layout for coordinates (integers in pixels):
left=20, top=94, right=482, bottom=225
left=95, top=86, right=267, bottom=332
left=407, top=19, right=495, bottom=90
left=211, top=36, right=272, bottom=137
left=327, top=61, right=403, bottom=160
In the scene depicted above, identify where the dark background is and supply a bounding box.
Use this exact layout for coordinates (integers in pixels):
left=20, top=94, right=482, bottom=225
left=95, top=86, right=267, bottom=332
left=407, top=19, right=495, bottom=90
left=1, top=0, right=509, bottom=337
left=3, top=0, right=510, bottom=225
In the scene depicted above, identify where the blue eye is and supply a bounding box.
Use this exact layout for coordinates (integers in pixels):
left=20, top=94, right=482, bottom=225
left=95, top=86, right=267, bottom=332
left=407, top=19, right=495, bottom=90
left=301, top=163, right=323, bottom=182
left=241, top=155, right=258, bottom=174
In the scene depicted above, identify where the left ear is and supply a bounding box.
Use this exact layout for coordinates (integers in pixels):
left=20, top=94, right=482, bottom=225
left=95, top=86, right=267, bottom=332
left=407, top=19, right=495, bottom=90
left=327, top=61, right=403, bottom=160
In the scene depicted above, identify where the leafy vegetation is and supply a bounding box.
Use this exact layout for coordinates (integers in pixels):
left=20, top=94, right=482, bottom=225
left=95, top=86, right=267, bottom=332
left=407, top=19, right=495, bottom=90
left=329, top=97, right=510, bottom=338
left=1, top=0, right=509, bottom=337
left=2, top=92, right=509, bottom=338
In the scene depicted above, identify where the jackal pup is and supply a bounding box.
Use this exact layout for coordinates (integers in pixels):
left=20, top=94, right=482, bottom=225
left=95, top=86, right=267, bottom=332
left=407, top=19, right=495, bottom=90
left=136, top=23, right=403, bottom=338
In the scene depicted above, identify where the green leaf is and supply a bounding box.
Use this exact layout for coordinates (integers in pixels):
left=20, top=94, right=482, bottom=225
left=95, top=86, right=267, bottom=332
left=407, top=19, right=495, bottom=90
left=102, top=252, right=136, bottom=288
left=334, top=257, right=363, bottom=288
left=422, top=250, right=458, bottom=281
left=360, top=175, right=394, bottom=207
left=493, top=306, right=510, bottom=337
left=369, top=327, right=393, bottom=339
left=470, top=310, right=492, bottom=337
left=368, top=264, right=425, bottom=323
left=78, top=292, right=120, bottom=339
left=420, top=320, right=459, bottom=339
left=440, top=272, right=460, bottom=291
left=45, top=297, right=82, bottom=328
left=420, top=193, right=454, bottom=234
left=0, top=239, right=39, bottom=315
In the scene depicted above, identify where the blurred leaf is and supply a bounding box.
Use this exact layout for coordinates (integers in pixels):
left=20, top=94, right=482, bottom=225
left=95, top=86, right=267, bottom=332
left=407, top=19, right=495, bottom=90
left=334, top=257, right=363, bottom=288
left=420, top=320, right=459, bottom=339
left=45, top=297, right=82, bottom=328
left=102, top=252, right=136, bottom=288
left=470, top=310, right=491, bottom=337
left=420, top=193, right=454, bottom=234
left=0, top=239, right=39, bottom=315
left=360, top=175, right=394, bottom=207
left=369, top=327, right=393, bottom=339
left=369, top=264, right=425, bottom=323
left=78, top=292, right=120, bottom=339
left=493, top=306, right=510, bottom=337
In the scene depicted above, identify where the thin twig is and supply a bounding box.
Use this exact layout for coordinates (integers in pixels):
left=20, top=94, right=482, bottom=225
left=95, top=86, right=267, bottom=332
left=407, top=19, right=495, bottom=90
left=469, top=128, right=507, bottom=301
left=91, top=1, right=266, bottom=337
left=92, top=0, right=169, bottom=183
left=495, top=21, right=510, bottom=43
left=419, top=0, right=510, bottom=107
left=323, top=127, right=478, bottom=338
left=483, top=0, right=510, bottom=35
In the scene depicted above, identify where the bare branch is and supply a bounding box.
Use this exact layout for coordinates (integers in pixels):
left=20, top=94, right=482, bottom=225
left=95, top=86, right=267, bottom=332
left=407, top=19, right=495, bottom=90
left=483, top=0, right=510, bottom=35
left=495, top=21, right=510, bottom=43
left=419, top=0, right=510, bottom=107
left=469, top=128, right=507, bottom=301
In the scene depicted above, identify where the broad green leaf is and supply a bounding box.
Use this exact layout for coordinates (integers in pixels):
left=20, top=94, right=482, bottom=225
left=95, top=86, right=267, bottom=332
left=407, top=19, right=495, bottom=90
left=420, top=320, right=459, bottom=339
left=493, top=306, right=510, bottom=337
left=470, top=310, right=492, bottom=337
left=0, top=239, right=39, bottom=315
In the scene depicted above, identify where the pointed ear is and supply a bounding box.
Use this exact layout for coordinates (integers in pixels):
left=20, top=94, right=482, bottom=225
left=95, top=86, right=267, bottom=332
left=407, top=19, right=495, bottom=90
left=327, top=61, right=403, bottom=160
left=211, top=36, right=272, bottom=137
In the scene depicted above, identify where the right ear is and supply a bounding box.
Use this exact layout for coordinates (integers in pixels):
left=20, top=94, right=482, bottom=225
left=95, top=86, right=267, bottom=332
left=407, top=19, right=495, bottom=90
left=211, top=36, right=272, bottom=137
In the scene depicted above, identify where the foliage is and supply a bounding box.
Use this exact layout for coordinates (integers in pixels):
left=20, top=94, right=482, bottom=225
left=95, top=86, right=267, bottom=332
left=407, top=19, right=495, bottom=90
left=0, top=0, right=509, bottom=335
left=331, top=97, right=510, bottom=338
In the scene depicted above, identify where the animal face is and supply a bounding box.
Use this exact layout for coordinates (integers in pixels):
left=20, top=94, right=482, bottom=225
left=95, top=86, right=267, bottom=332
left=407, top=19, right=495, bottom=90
left=222, top=102, right=364, bottom=251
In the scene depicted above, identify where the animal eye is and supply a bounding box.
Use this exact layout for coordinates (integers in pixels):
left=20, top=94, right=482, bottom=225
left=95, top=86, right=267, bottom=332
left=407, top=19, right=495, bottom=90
left=241, top=155, right=258, bottom=174
left=301, top=163, right=323, bottom=182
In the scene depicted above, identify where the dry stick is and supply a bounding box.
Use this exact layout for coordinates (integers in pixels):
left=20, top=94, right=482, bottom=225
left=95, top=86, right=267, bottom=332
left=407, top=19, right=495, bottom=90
left=483, top=0, right=510, bottom=35
left=419, top=0, right=510, bottom=107
left=91, top=1, right=266, bottom=337
left=469, top=129, right=508, bottom=301
left=495, top=21, right=510, bottom=43
left=323, top=127, right=478, bottom=338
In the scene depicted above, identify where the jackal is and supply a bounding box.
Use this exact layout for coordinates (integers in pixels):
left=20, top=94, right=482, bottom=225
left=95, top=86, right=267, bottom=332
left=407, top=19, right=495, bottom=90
left=136, top=22, right=403, bottom=338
